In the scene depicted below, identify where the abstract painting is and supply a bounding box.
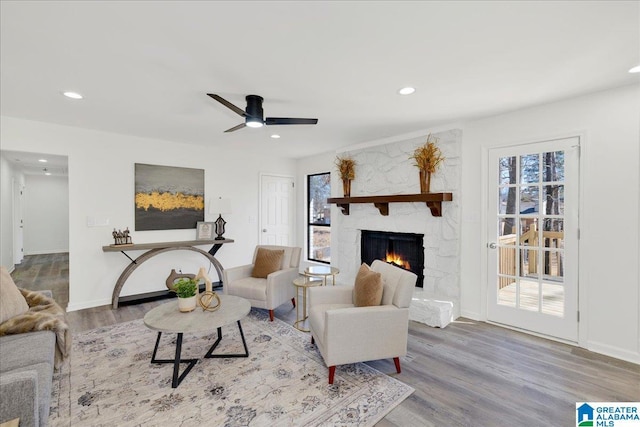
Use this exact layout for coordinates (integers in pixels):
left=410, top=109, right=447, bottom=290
left=134, top=163, right=204, bottom=231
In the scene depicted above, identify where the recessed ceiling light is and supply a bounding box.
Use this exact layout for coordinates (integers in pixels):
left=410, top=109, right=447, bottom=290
left=62, top=91, right=83, bottom=99
left=38, top=159, right=47, bottom=163
left=44, top=172, right=52, bottom=176
left=270, top=134, right=281, bottom=139
left=398, top=87, right=416, bottom=95
left=629, top=65, right=640, bottom=73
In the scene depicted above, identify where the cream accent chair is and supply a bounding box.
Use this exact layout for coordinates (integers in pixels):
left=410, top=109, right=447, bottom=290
left=223, top=245, right=302, bottom=321
left=308, top=260, right=417, bottom=384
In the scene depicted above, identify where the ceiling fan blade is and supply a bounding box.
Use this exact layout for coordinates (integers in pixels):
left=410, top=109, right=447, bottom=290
left=207, top=94, right=246, bottom=117
left=224, top=123, right=247, bottom=133
left=265, top=117, right=318, bottom=126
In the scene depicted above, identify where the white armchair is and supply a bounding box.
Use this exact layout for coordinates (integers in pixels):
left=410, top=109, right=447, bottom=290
left=308, top=260, right=416, bottom=384
left=223, top=245, right=301, bottom=321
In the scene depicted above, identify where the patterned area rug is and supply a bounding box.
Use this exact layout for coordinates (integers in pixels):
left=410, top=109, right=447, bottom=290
left=50, top=308, right=413, bottom=426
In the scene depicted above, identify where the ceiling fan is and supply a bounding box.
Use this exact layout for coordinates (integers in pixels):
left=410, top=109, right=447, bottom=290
left=207, top=94, right=318, bottom=133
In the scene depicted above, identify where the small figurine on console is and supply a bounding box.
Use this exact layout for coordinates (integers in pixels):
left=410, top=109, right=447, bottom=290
left=122, top=227, right=132, bottom=244
left=111, top=227, right=133, bottom=246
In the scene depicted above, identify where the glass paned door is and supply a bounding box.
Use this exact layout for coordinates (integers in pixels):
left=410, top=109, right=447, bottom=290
left=488, top=138, right=579, bottom=342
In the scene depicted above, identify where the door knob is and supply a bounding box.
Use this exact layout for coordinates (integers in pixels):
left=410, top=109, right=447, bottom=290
left=488, top=242, right=497, bottom=249
left=262, top=229, right=267, bottom=232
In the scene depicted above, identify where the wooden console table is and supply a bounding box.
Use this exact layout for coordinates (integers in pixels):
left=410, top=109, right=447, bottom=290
left=103, top=239, right=234, bottom=309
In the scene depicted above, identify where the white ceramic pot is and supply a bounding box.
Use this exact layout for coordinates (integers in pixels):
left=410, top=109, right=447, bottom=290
left=177, top=295, right=197, bottom=312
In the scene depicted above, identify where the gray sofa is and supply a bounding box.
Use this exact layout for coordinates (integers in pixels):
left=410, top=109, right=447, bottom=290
left=0, top=290, right=56, bottom=427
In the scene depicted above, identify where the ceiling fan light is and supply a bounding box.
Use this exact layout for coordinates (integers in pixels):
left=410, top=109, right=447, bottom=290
left=629, top=65, right=640, bottom=73
left=246, top=120, right=263, bottom=128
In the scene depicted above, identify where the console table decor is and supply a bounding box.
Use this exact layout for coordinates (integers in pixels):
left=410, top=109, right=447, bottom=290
left=111, top=227, right=133, bottom=246
left=103, top=238, right=233, bottom=309
left=327, top=193, right=453, bottom=217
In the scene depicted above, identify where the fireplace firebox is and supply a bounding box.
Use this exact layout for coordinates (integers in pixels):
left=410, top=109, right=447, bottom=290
left=360, top=230, right=424, bottom=287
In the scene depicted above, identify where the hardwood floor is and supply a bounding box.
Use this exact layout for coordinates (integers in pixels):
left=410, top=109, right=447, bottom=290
left=10, top=253, right=69, bottom=307
left=11, top=255, right=640, bottom=426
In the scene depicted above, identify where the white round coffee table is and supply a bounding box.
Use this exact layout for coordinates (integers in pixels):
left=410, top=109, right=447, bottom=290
left=143, top=294, right=251, bottom=388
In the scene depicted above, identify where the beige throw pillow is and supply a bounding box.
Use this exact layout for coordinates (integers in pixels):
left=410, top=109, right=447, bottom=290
left=0, top=266, right=29, bottom=324
left=353, top=263, right=383, bottom=307
left=251, top=248, right=285, bottom=278
left=0, top=418, right=20, bottom=427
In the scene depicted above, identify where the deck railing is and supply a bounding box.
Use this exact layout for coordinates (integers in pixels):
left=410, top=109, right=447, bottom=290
left=498, top=226, right=564, bottom=289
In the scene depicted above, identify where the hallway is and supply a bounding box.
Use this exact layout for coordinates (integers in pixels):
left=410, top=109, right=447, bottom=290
left=10, top=252, right=69, bottom=308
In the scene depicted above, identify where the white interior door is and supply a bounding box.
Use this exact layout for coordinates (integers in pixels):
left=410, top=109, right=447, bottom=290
left=260, top=174, right=294, bottom=245
left=12, top=178, right=24, bottom=264
left=487, top=137, right=579, bottom=342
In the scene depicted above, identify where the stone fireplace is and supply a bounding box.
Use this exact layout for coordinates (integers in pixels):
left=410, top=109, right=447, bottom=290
left=332, top=129, right=462, bottom=318
left=361, top=230, right=425, bottom=287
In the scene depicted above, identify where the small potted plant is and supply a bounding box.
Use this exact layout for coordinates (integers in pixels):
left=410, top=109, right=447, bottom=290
left=172, top=278, right=198, bottom=312
left=410, top=134, right=445, bottom=193
left=335, top=155, right=356, bottom=197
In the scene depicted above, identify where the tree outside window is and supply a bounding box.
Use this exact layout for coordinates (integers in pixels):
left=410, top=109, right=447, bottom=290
left=308, top=173, right=331, bottom=263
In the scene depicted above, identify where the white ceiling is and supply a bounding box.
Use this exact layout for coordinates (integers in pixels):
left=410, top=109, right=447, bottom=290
left=1, top=1, right=638, bottom=159
left=2, top=150, right=68, bottom=177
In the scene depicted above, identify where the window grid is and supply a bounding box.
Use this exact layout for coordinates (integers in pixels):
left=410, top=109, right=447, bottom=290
left=307, top=172, right=331, bottom=264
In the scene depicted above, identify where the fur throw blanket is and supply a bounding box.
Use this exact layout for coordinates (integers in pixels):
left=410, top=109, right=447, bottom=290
left=0, top=289, right=71, bottom=369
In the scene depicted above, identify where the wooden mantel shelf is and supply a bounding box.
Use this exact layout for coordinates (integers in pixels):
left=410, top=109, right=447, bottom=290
left=327, top=193, right=453, bottom=217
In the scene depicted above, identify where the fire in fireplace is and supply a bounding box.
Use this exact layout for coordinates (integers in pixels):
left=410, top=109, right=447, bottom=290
left=361, top=230, right=424, bottom=287
left=385, top=251, right=410, bottom=270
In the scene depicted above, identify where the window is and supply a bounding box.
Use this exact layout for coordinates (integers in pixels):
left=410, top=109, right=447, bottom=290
left=307, top=172, right=331, bottom=263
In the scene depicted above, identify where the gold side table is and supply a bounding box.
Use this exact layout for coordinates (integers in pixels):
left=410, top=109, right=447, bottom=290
left=303, top=265, right=340, bottom=286
left=293, top=276, right=322, bottom=332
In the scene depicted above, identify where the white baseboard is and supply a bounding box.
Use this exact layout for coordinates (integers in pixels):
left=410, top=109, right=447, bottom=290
left=460, top=309, right=482, bottom=321
left=66, top=298, right=111, bottom=312
left=587, top=341, right=640, bottom=365
left=24, top=249, right=69, bottom=256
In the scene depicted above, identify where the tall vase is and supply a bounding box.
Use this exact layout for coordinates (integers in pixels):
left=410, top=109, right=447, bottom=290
left=419, top=170, right=431, bottom=194
left=342, top=179, right=351, bottom=197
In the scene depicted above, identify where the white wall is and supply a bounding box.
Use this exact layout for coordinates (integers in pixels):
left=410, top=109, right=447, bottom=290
left=23, top=174, right=69, bottom=254
left=296, top=151, right=335, bottom=271
left=0, top=155, right=17, bottom=269
left=0, top=117, right=297, bottom=311
left=459, top=83, right=640, bottom=363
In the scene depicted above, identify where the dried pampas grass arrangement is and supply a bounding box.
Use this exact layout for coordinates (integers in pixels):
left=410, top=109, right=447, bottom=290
left=410, top=134, right=445, bottom=173
left=335, top=155, right=356, bottom=180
